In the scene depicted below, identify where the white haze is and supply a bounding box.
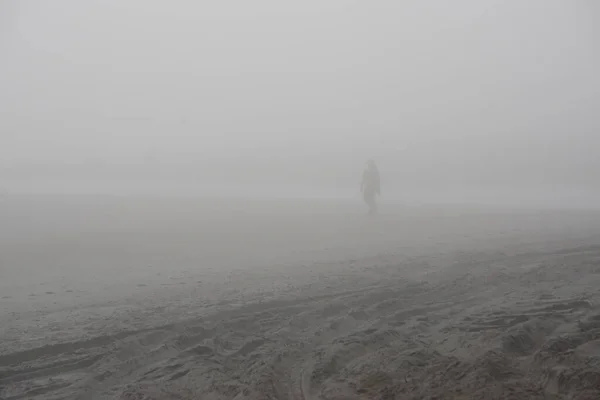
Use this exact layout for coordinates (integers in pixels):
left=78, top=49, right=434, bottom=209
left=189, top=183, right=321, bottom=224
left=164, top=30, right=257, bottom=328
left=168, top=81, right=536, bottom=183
left=1, top=0, right=598, bottom=207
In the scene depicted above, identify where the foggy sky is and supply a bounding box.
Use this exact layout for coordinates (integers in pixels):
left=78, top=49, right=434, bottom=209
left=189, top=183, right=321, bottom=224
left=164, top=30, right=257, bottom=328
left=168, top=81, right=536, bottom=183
left=1, top=0, right=598, bottom=194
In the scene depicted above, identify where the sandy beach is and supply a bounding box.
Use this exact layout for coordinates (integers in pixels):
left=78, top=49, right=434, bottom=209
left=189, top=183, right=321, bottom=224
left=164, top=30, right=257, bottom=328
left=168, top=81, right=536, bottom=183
left=2, top=195, right=600, bottom=399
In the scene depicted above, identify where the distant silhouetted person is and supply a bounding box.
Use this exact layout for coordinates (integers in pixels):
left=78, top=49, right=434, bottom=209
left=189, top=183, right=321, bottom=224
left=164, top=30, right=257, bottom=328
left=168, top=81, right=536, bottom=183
left=361, top=160, right=380, bottom=215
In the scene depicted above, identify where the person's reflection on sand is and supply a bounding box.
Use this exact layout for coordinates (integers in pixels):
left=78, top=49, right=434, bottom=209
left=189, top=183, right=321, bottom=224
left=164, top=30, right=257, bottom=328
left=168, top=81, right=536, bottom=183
left=361, top=160, right=381, bottom=216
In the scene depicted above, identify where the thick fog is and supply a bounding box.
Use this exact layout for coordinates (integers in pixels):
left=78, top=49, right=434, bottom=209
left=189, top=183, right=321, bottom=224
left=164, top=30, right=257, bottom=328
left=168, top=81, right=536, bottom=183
left=1, top=0, right=598, bottom=206
left=5, top=4, right=600, bottom=398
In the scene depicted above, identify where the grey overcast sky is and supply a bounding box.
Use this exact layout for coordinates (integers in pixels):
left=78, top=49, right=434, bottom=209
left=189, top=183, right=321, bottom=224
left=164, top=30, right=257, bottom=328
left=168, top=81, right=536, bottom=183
left=0, top=0, right=598, bottom=192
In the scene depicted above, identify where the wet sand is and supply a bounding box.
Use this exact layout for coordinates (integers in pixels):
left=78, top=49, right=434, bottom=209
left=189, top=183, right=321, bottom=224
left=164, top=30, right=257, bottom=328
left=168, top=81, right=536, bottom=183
left=2, top=195, right=600, bottom=399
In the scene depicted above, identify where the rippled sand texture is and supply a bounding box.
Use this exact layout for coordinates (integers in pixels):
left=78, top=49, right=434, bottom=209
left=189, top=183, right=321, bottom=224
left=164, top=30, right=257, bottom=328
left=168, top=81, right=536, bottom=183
left=2, top=195, right=600, bottom=399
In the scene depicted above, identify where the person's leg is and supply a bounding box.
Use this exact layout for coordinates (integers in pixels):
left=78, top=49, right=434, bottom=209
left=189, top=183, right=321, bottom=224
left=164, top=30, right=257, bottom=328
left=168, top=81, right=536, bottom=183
left=371, top=195, right=378, bottom=215
left=364, top=191, right=376, bottom=215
